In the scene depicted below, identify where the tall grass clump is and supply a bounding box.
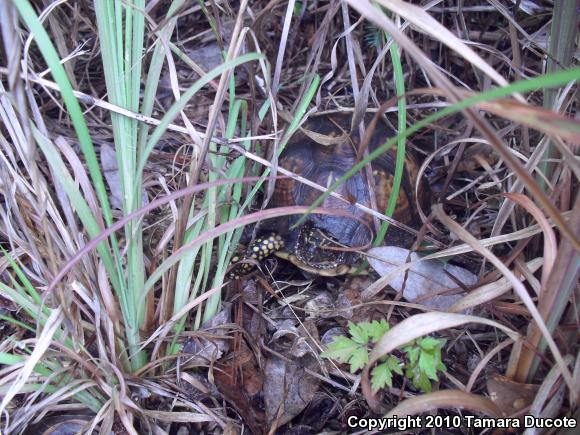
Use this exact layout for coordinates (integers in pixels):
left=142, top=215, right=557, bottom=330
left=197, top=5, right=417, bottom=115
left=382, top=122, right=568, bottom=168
left=0, top=0, right=262, bottom=431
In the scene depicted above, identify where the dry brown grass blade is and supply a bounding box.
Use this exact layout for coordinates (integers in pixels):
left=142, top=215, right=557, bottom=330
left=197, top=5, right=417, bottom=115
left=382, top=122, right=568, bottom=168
left=97, top=261, right=121, bottom=325
left=528, top=355, right=574, bottom=421
left=515, top=198, right=580, bottom=383
left=346, top=0, right=579, bottom=251
left=384, top=390, right=502, bottom=419
left=449, top=258, right=543, bottom=314
left=0, top=307, right=64, bottom=416
left=141, top=410, right=216, bottom=423
left=374, top=0, right=515, bottom=91
left=271, top=0, right=296, bottom=100
left=504, top=193, right=557, bottom=287
left=433, top=204, right=576, bottom=398
left=478, top=99, right=580, bottom=145
left=466, top=339, right=514, bottom=392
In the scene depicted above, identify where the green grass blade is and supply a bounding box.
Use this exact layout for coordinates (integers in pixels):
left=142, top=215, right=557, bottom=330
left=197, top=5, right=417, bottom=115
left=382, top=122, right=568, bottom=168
left=374, top=40, right=406, bottom=246
left=134, top=52, right=264, bottom=190
left=14, top=0, right=114, bottom=227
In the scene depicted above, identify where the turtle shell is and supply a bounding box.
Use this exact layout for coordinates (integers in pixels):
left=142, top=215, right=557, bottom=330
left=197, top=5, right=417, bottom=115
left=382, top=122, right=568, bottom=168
left=265, top=115, right=420, bottom=273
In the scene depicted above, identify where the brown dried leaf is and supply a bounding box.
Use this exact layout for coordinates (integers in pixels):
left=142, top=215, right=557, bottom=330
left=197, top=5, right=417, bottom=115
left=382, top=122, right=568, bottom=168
left=264, top=323, right=321, bottom=431
left=214, top=344, right=265, bottom=435
left=487, top=375, right=539, bottom=416
left=264, top=351, right=321, bottom=430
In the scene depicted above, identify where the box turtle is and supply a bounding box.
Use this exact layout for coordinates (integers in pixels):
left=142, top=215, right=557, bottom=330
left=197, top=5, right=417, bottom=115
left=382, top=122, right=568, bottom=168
left=229, top=115, right=422, bottom=278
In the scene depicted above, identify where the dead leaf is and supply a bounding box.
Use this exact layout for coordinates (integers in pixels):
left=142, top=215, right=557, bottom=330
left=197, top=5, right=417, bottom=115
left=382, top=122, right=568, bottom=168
left=182, top=305, right=231, bottom=363
left=264, top=354, right=320, bottom=431
left=214, top=342, right=265, bottom=435
left=264, top=324, right=321, bottom=431
left=368, top=246, right=476, bottom=311
left=214, top=370, right=265, bottom=435
left=487, top=375, right=539, bottom=417
left=23, top=415, right=91, bottom=435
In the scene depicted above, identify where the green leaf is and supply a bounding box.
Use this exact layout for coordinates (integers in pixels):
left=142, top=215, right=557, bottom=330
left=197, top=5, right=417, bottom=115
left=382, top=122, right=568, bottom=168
left=321, top=336, right=359, bottom=363
left=368, top=319, right=390, bottom=343
left=414, top=371, right=432, bottom=393
left=349, top=321, right=370, bottom=345
left=405, top=346, right=420, bottom=366
left=349, top=347, right=369, bottom=373
left=371, top=362, right=393, bottom=391
left=418, top=336, right=440, bottom=351
left=293, top=1, right=302, bottom=16
left=419, top=351, right=438, bottom=380
left=387, top=356, right=403, bottom=375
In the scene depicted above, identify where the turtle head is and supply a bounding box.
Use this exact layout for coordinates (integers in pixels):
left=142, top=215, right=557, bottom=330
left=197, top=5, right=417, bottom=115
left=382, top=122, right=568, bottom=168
left=290, top=222, right=352, bottom=275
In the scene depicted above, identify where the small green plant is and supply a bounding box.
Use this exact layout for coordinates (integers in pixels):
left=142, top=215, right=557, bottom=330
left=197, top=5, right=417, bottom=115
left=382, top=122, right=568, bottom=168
left=321, top=320, right=447, bottom=393
left=402, top=336, right=447, bottom=393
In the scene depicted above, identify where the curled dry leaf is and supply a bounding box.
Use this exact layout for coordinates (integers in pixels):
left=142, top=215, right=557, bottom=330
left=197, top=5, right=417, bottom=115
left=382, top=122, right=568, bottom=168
left=264, top=353, right=321, bottom=430
left=368, top=246, right=476, bottom=312
left=181, top=305, right=231, bottom=363
left=214, top=343, right=266, bottom=435
left=264, top=324, right=321, bottom=431
left=487, top=375, right=539, bottom=417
